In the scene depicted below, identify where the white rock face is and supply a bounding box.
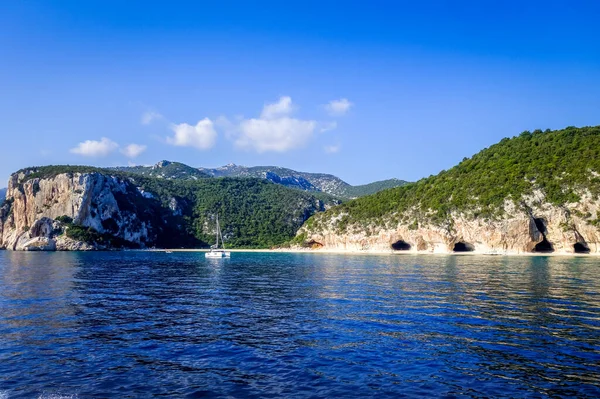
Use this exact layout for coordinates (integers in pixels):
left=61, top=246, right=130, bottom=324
left=299, top=190, right=600, bottom=255
left=0, top=172, right=155, bottom=251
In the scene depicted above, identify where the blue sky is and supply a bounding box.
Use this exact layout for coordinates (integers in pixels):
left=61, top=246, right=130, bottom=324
left=1, top=1, right=600, bottom=186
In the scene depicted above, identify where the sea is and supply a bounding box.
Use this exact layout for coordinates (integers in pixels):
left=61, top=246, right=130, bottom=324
left=0, top=251, right=599, bottom=398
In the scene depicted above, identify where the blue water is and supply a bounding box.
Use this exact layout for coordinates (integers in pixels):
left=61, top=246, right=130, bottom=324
left=0, top=252, right=599, bottom=398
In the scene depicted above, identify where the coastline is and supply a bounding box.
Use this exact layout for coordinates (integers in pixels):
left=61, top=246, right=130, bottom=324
left=146, top=248, right=599, bottom=257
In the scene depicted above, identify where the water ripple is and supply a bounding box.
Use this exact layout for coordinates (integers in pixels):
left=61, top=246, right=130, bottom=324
left=0, top=252, right=599, bottom=397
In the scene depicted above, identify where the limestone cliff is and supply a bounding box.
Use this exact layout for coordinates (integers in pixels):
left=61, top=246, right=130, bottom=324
left=298, top=190, right=600, bottom=254
left=0, top=170, right=181, bottom=251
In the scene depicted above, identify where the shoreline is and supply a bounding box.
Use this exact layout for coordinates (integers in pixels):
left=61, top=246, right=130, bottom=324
left=2, top=248, right=595, bottom=257
left=146, top=248, right=599, bottom=257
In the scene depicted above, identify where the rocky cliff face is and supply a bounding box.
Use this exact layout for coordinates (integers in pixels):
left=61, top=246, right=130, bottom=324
left=299, top=190, right=600, bottom=255
left=0, top=171, right=171, bottom=251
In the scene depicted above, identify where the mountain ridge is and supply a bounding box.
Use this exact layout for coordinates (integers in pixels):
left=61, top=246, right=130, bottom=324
left=116, top=161, right=408, bottom=199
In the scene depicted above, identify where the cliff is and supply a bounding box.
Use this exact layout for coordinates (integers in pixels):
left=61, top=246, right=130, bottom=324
left=0, top=171, right=178, bottom=250
left=0, top=167, right=337, bottom=251
left=298, top=192, right=600, bottom=254
left=298, top=126, right=600, bottom=255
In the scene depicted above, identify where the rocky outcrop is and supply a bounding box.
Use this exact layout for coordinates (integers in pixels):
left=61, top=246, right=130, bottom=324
left=299, top=190, right=600, bottom=255
left=0, top=171, right=168, bottom=251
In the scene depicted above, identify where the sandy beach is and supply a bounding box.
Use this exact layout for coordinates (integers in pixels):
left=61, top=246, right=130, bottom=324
left=147, top=248, right=599, bottom=257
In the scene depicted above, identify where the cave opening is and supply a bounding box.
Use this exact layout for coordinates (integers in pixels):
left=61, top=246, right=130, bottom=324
left=574, top=242, right=590, bottom=254
left=533, top=218, right=547, bottom=234
left=453, top=242, right=475, bottom=252
left=304, top=240, right=323, bottom=249
left=533, top=238, right=554, bottom=253
left=391, top=240, right=411, bottom=251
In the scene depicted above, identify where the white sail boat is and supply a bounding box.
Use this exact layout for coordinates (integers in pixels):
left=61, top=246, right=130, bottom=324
left=205, top=214, right=231, bottom=258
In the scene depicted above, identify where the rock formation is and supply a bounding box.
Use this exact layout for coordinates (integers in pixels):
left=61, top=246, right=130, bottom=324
left=298, top=191, right=600, bottom=255
left=0, top=171, right=164, bottom=251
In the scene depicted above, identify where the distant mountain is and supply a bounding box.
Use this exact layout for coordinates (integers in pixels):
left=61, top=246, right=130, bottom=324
left=0, top=188, right=6, bottom=202
left=198, top=164, right=408, bottom=199
left=115, top=161, right=407, bottom=199
left=113, top=161, right=210, bottom=180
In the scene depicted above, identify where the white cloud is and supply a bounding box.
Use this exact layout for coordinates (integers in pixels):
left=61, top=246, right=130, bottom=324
left=324, top=144, right=341, bottom=154
left=167, top=118, right=217, bottom=150
left=236, top=117, right=317, bottom=152
left=141, top=111, right=163, bottom=125
left=261, top=96, right=293, bottom=119
left=224, top=97, right=318, bottom=153
left=320, top=121, right=337, bottom=133
left=121, top=143, right=147, bottom=158
left=325, top=98, right=353, bottom=116
left=70, top=137, right=119, bottom=157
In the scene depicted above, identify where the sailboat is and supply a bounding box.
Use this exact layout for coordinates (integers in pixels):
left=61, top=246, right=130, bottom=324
left=205, top=214, right=231, bottom=258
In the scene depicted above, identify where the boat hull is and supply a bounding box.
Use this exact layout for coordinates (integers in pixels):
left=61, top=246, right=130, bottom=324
left=205, top=251, right=231, bottom=258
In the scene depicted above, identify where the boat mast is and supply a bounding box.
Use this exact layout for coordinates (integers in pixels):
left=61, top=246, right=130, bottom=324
left=219, top=218, right=225, bottom=250
left=215, top=214, right=220, bottom=248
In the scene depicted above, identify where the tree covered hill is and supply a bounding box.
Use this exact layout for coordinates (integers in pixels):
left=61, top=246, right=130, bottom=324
left=303, top=126, right=600, bottom=233
left=10, top=165, right=340, bottom=248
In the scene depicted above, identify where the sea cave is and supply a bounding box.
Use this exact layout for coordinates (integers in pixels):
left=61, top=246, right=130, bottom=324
left=533, top=217, right=548, bottom=234
left=533, top=238, right=554, bottom=253
left=453, top=241, right=475, bottom=252
left=391, top=240, right=411, bottom=251
left=573, top=242, right=590, bottom=254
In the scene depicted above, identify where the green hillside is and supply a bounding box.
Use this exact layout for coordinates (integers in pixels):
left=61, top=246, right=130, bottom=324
left=303, top=126, right=600, bottom=232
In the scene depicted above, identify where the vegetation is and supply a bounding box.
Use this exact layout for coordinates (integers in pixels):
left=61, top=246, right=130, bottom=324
left=64, top=222, right=135, bottom=249
left=113, top=161, right=210, bottom=180
left=17, top=165, right=110, bottom=182
left=190, top=178, right=332, bottom=248
left=198, top=164, right=408, bottom=199
left=344, top=178, right=408, bottom=198
left=304, top=126, right=600, bottom=233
